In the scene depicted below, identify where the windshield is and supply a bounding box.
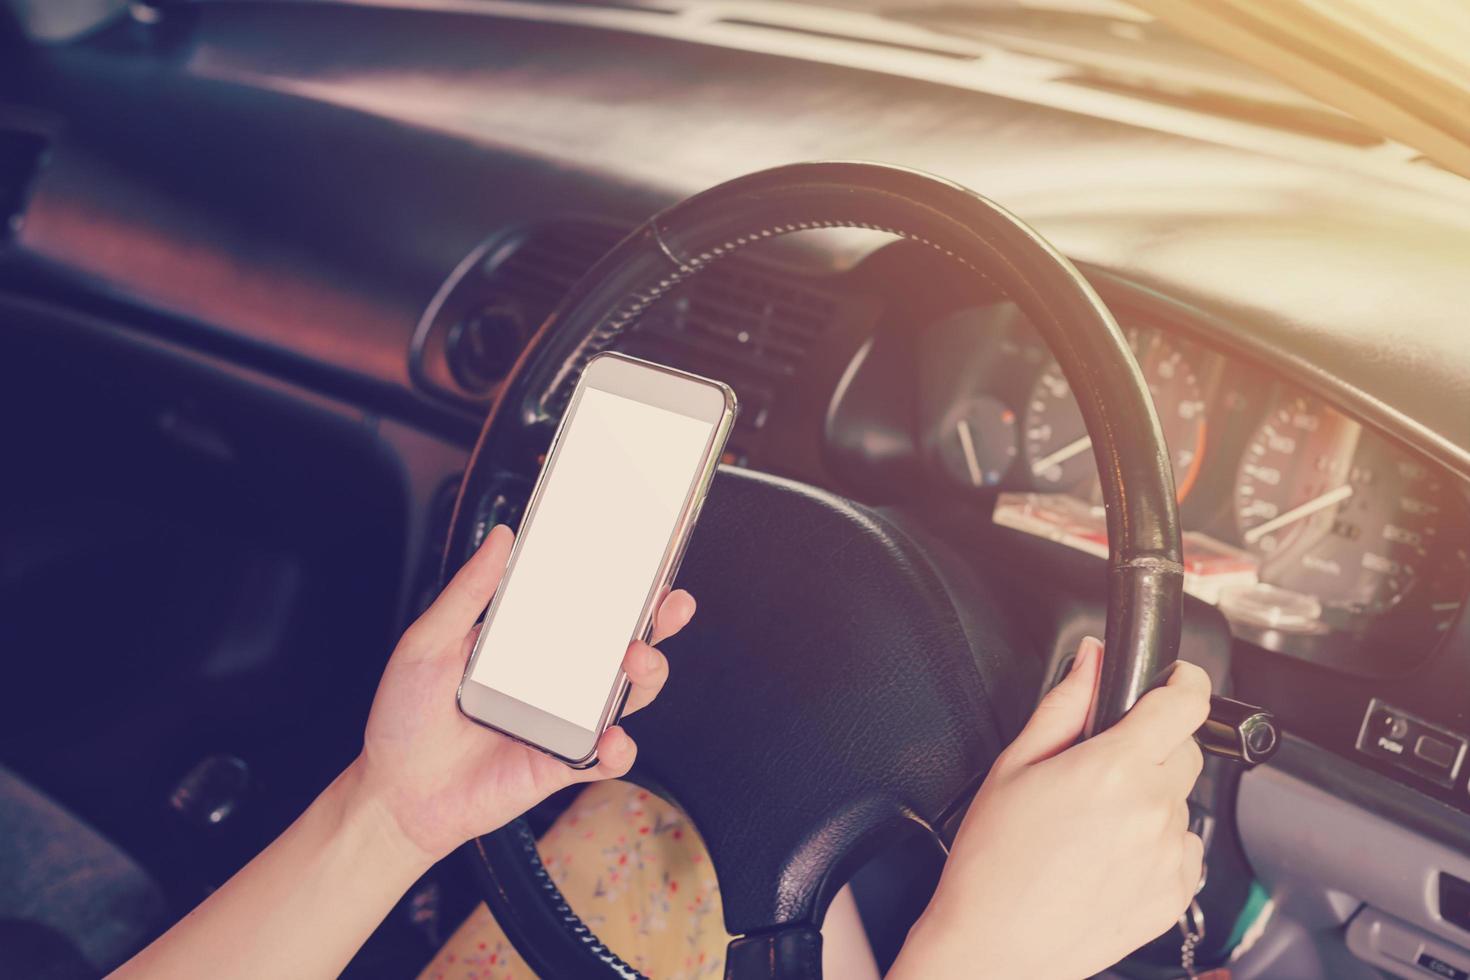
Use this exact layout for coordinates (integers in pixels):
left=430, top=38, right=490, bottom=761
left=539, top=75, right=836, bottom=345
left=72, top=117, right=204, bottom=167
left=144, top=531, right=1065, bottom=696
left=750, top=0, right=1470, bottom=177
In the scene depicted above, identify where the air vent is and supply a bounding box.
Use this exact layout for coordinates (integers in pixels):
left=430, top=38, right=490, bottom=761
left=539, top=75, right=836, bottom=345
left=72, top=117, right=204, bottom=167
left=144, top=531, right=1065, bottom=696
left=419, top=220, right=628, bottom=400
left=461, top=219, right=840, bottom=435
left=634, top=261, right=838, bottom=380
left=481, top=220, right=629, bottom=326
left=490, top=219, right=839, bottom=383
left=0, top=127, right=50, bottom=239
left=451, top=222, right=630, bottom=392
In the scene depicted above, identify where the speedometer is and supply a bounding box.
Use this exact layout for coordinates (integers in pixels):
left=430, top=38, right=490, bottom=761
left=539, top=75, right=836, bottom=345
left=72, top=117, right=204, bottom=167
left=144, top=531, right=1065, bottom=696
left=1233, top=395, right=1451, bottom=621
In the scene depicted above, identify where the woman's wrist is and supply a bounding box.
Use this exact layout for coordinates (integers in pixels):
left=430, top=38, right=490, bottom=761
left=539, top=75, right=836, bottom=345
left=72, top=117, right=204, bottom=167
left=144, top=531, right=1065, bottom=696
left=889, top=899, right=968, bottom=979
left=114, top=759, right=445, bottom=979
left=335, top=757, right=449, bottom=879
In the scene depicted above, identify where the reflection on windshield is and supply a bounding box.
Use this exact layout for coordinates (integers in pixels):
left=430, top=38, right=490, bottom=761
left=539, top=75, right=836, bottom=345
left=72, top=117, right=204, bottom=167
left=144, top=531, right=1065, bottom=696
left=683, top=0, right=1470, bottom=175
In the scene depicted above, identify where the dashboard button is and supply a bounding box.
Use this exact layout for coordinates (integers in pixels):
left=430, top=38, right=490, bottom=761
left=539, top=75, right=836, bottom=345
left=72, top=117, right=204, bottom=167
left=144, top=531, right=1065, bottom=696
left=1377, top=709, right=1411, bottom=742
left=1356, top=698, right=1465, bottom=787
left=1416, top=735, right=1460, bottom=771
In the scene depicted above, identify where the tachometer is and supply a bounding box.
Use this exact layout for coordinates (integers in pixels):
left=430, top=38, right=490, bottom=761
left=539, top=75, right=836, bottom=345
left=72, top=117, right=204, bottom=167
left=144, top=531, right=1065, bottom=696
left=1022, top=361, right=1094, bottom=493
left=1233, top=395, right=1451, bottom=621
left=1136, top=332, right=1208, bottom=501
left=1022, top=331, right=1208, bottom=500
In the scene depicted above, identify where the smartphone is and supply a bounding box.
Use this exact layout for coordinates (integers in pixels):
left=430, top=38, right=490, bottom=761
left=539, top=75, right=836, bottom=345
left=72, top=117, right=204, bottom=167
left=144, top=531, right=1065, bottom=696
left=457, top=352, right=737, bottom=766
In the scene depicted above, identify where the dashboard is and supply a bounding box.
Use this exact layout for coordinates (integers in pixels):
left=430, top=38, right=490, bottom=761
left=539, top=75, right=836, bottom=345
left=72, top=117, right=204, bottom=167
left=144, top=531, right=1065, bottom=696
left=7, top=3, right=1470, bottom=974
left=899, top=303, right=1470, bottom=678
left=6, top=0, right=1470, bottom=920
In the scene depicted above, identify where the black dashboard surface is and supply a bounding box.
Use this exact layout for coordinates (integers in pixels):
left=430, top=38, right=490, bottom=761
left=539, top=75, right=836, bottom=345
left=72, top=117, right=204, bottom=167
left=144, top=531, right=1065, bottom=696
left=3, top=0, right=1469, bottom=823
left=4, top=0, right=1470, bottom=479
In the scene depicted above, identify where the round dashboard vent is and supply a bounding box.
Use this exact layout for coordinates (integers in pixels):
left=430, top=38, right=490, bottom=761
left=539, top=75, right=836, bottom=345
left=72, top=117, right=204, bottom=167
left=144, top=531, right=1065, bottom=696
left=446, top=302, right=525, bottom=394
left=411, top=221, right=631, bottom=403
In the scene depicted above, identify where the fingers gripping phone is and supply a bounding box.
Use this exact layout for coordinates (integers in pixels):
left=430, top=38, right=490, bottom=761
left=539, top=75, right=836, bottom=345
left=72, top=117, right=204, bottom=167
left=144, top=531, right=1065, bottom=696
left=457, top=352, right=736, bottom=767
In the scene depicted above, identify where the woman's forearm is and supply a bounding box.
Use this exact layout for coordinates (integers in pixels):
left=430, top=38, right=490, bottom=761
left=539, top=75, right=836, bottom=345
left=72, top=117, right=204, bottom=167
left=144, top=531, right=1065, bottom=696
left=113, top=760, right=434, bottom=980
left=112, top=529, right=697, bottom=978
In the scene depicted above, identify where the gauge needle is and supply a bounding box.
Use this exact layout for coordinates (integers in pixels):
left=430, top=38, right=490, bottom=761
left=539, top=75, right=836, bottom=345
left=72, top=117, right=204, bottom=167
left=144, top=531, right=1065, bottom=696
left=1243, top=483, right=1354, bottom=545
left=1030, top=434, right=1093, bottom=476
left=956, top=418, right=984, bottom=487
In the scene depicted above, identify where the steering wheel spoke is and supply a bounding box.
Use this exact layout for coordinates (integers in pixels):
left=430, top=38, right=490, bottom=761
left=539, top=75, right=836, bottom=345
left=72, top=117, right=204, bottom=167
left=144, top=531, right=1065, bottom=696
left=623, top=468, right=1002, bottom=937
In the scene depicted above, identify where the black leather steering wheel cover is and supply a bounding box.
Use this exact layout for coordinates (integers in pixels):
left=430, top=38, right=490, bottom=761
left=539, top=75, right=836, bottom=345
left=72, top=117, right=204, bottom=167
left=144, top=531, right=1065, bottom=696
left=443, top=161, right=1184, bottom=980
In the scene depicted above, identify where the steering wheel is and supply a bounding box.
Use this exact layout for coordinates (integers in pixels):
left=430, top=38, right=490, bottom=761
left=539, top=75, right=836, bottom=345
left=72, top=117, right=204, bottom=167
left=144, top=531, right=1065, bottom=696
left=441, top=161, right=1183, bottom=979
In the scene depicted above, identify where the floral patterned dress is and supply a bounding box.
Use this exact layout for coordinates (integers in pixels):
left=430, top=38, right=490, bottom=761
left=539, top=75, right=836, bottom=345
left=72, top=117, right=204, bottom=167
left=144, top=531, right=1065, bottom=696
left=418, top=781, right=725, bottom=980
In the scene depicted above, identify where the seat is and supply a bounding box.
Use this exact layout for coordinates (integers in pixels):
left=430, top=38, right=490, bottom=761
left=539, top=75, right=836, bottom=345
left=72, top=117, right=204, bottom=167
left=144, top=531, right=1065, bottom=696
left=0, top=763, right=167, bottom=979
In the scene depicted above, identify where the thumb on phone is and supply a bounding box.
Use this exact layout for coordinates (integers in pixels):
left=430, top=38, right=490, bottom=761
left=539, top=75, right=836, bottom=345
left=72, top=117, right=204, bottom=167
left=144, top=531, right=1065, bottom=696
left=998, top=636, right=1103, bottom=770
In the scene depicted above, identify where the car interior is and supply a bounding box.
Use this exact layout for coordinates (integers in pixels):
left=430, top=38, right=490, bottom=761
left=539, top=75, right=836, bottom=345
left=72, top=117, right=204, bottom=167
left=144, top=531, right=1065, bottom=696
left=2, top=1, right=1469, bottom=978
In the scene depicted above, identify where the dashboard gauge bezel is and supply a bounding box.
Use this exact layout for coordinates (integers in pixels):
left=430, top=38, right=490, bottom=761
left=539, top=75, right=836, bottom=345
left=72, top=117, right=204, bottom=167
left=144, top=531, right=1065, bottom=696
left=829, top=276, right=1470, bottom=681
left=1019, top=327, right=1218, bottom=503
left=1197, top=371, right=1470, bottom=677
left=901, top=297, right=1470, bottom=680
left=821, top=249, right=1470, bottom=813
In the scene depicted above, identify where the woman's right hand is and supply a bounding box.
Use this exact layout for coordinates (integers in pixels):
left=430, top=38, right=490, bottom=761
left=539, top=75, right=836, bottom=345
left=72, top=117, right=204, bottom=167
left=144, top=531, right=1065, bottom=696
left=891, top=637, right=1211, bottom=980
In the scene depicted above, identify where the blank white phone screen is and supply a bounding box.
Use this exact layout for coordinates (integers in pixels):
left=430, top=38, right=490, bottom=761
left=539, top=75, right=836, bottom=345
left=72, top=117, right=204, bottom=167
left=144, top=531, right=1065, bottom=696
left=469, top=386, right=716, bottom=729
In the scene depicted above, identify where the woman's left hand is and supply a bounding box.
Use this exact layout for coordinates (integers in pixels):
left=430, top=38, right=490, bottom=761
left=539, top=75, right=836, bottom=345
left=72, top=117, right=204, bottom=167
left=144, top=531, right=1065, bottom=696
left=353, top=524, right=695, bottom=863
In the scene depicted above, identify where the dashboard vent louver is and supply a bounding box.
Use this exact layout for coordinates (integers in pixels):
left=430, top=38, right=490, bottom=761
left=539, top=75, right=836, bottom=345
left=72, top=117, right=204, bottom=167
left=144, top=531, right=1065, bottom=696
left=483, top=220, right=629, bottom=324
left=634, top=261, right=837, bottom=379
left=485, top=220, right=839, bottom=416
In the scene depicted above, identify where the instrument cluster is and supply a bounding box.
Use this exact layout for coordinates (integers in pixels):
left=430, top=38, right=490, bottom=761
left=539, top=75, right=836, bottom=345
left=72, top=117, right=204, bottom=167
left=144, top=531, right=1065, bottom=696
left=911, top=304, right=1470, bottom=674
